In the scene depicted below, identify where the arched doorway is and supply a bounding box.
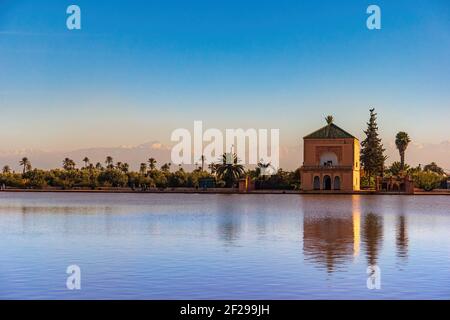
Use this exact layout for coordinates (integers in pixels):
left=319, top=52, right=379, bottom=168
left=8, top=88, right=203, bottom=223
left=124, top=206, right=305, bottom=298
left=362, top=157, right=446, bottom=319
left=323, top=175, right=331, bottom=190
left=334, top=176, right=341, bottom=190
left=313, top=176, right=320, bottom=190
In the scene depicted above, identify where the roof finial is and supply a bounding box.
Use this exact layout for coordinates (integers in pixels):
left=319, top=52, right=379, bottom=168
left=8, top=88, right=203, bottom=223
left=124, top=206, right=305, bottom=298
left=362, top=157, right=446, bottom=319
left=325, top=115, right=334, bottom=125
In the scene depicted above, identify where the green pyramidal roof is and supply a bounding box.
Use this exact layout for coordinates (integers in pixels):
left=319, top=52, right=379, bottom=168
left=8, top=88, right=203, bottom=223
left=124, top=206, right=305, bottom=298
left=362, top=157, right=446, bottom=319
left=304, top=123, right=357, bottom=139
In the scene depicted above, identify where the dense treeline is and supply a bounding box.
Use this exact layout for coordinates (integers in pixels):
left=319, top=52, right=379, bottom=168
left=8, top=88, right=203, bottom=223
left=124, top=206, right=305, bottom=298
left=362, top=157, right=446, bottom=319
left=385, top=162, right=448, bottom=191
left=0, top=155, right=300, bottom=190
left=360, top=161, right=448, bottom=191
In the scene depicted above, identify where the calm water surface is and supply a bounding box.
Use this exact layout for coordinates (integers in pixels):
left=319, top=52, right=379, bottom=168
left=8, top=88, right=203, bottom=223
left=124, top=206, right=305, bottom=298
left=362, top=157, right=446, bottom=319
left=0, top=193, right=448, bottom=299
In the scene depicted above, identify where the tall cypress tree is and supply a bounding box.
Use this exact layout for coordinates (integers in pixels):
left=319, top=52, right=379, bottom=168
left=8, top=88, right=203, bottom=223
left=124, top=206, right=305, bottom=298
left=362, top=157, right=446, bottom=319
left=361, top=108, right=386, bottom=187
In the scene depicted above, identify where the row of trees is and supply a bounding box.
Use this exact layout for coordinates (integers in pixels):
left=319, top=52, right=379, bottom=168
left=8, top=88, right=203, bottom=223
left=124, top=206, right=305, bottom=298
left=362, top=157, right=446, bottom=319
left=0, top=154, right=299, bottom=190
left=360, top=108, right=447, bottom=190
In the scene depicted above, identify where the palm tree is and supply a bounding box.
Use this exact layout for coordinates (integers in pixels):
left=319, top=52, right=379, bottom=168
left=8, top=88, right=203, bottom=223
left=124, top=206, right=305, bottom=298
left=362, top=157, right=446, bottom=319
left=121, top=163, right=129, bottom=173
left=105, top=156, right=114, bottom=169
left=148, top=158, right=157, bottom=171
left=19, top=157, right=30, bottom=174
left=216, top=153, right=245, bottom=187
left=208, top=162, right=217, bottom=175
left=388, top=161, right=410, bottom=176
left=82, top=157, right=90, bottom=168
left=395, top=132, right=411, bottom=171
left=325, top=115, right=334, bottom=125
left=2, top=165, right=11, bottom=174
left=257, top=160, right=272, bottom=189
left=63, top=158, right=76, bottom=170
left=95, top=162, right=103, bottom=170
left=161, top=163, right=171, bottom=172
left=139, top=163, right=147, bottom=175
left=257, top=160, right=271, bottom=175
left=199, top=155, right=206, bottom=171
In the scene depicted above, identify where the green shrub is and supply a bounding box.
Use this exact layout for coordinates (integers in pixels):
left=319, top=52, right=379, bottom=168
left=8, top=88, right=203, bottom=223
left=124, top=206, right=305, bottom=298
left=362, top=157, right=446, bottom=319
left=360, top=175, right=375, bottom=189
left=413, top=171, right=442, bottom=191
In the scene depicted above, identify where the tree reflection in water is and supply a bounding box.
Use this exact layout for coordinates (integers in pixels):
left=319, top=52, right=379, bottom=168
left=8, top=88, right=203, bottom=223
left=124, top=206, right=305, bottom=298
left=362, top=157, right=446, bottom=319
left=396, top=215, right=408, bottom=259
left=216, top=198, right=243, bottom=245
left=362, top=212, right=383, bottom=267
left=395, top=197, right=409, bottom=261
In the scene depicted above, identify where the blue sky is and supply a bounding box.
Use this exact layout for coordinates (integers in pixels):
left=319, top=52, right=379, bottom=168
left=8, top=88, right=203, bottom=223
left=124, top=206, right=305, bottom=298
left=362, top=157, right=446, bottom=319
left=0, top=0, right=449, bottom=168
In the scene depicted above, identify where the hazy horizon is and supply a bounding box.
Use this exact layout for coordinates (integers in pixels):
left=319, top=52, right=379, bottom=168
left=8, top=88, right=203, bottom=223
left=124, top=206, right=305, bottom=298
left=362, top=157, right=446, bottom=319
left=1, top=132, right=449, bottom=172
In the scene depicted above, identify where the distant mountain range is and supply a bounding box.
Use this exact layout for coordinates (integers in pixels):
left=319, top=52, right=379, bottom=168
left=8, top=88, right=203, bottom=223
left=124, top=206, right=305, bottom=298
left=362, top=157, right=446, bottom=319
left=0, top=141, right=174, bottom=172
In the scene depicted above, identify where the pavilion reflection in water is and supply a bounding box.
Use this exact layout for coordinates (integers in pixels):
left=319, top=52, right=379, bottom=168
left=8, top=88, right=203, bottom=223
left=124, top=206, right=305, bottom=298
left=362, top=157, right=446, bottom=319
left=302, top=196, right=399, bottom=273
left=302, top=196, right=359, bottom=273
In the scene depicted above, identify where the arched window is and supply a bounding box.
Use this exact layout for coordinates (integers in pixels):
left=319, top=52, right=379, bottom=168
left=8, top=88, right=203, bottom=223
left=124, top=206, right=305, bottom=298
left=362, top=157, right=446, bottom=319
left=320, top=152, right=338, bottom=166
left=334, top=176, right=341, bottom=190
left=323, top=175, right=332, bottom=190
left=313, top=176, right=320, bottom=190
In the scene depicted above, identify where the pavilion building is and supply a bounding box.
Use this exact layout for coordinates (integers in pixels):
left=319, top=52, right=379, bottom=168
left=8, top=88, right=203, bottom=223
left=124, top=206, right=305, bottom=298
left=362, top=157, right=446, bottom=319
left=300, top=119, right=360, bottom=192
